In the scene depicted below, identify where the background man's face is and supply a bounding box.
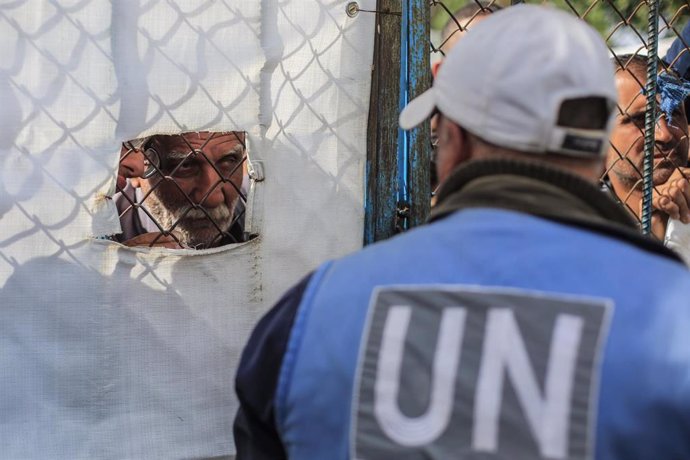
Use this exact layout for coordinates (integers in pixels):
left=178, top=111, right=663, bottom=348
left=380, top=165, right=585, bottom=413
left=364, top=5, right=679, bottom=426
left=136, top=131, right=245, bottom=249
left=607, top=71, right=689, bottom=195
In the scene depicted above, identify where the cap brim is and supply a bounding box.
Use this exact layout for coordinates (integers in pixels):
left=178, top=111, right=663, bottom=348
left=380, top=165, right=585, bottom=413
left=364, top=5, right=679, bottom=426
left=399, top=89, right=436, bottom=130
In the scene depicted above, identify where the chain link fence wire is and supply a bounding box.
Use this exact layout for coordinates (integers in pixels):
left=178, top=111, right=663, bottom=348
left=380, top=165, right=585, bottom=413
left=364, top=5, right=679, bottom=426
left=428, top=0, right=690, bottom=239
left=113, top=131, right=250, bottom=249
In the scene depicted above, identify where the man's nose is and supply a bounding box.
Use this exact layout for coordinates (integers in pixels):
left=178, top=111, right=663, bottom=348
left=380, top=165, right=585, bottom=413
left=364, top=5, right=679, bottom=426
left=655, top=115, right=676, bottom=145
left=192, top=164, right=224, bottom=208
left=119, top=150, right=146, bottom=179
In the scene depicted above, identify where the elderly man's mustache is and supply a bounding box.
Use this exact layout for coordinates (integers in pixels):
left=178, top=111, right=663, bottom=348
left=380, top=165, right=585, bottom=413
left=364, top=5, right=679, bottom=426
left=179, top=204, right=232, bottom=223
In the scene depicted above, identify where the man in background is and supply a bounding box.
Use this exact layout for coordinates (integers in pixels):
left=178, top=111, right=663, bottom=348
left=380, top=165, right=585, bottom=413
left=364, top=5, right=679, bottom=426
left=606, top=55, right=690, bottom=241
left=435, top=1, right=501, bottom=62
left=234, top=6, right=690, bottom=459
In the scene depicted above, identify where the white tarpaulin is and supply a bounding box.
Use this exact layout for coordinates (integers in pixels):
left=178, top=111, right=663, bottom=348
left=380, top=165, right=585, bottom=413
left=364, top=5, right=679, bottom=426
left=0, top=0, right=375, bottom=457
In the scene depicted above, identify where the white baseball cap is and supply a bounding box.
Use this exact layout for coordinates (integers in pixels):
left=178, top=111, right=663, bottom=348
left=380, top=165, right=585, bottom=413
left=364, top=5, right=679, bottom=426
left=400, top=4, right=618, bottom=158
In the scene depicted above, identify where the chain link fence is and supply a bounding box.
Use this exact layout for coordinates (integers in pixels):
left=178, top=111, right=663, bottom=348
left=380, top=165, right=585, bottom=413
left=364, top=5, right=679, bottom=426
left=113, top=131, right=249, bottom=249
left=425, top=0, right=690, bottom=240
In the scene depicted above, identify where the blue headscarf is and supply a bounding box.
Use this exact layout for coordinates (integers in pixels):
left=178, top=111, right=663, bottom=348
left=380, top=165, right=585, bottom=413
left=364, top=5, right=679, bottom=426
left=656, top=72, right=690, bottom=122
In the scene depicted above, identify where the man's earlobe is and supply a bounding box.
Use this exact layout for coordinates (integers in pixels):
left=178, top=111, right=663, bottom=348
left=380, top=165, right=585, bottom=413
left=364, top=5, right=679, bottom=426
left=130, top=177, right=142, bottom=188
left=432, top=60, right=442, bottom=78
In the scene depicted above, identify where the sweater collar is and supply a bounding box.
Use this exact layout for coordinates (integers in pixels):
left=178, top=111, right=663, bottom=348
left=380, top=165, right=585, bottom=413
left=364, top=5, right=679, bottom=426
left=430, top=158, right=682, bottom=264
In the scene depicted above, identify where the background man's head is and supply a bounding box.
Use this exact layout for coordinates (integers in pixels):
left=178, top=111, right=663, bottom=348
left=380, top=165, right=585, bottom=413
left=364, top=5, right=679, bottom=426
left=439, top=1, right=502, bottom=56
left=431, top=2, right=502, bottom=197
left=130, top=131, right=245, bottom=249
left=606, top=55, right=689, bottom=198
left=402, top=5, right=617, bottom=185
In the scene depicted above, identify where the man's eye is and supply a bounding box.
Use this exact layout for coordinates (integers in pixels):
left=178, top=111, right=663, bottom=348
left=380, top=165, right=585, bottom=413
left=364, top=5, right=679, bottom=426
left=217, top=155, right=243, bottom=176
left=170, top=159, right=199, bottom=177
left=622, top=114, right=646, bottom=130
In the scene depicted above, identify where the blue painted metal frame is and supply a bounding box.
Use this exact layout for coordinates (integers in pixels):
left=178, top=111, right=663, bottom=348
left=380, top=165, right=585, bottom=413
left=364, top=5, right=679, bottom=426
left=407, top=0, right=432, bottom=229
left=398, top=0, right=410, bottom=218
left=398, top=0, right=431, bottom=231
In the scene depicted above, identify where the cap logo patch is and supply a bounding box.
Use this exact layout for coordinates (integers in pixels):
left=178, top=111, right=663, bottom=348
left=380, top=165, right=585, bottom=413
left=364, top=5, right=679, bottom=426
left=561, top=134, right=602, bottom=154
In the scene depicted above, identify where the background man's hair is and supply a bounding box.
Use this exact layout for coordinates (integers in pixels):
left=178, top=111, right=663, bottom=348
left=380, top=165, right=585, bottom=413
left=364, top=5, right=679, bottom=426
left=611, top=53, right=680, bottom=79
left=611, top=54, right=648, bottom=79
left=441, top=1, right=502, bottom=42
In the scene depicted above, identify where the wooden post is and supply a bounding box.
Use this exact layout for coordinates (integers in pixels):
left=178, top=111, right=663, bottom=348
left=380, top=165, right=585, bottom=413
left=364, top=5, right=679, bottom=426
left=364, top=0, right=402, bottom=245
left=405, top=0, right=432, bottom=230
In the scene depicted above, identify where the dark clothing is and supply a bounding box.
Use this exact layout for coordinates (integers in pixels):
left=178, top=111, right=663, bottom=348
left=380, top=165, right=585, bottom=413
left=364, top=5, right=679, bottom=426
left=431, top=159, right=679, bottom=260
left=233, top=275, right=311, bottom=460
left=666, top=23, right=690, bottom=121
left=666, top=23, right=690, bottom=80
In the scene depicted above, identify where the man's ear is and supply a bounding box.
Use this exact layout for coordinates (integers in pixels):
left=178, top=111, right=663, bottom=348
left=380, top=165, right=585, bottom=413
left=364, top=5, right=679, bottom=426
left=444, top=121, right=470, bottom=166
left=130, top=177, right=142, bottom=188
left=431, top=60, right=442, bottom=78
left=436, top=119, right=470, bottom=183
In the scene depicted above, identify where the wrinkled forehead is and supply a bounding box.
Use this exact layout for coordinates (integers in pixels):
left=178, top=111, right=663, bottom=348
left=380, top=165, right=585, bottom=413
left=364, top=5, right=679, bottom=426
left=149, top=132, right=245, bottom=154
left=614, top=70, right=646, bottom=109
left=615, top=65, right=646, bottom=85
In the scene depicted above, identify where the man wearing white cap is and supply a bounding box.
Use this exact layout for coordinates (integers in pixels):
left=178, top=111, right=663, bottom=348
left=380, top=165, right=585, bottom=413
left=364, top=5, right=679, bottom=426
left=234, top=6, right=690, bottom=459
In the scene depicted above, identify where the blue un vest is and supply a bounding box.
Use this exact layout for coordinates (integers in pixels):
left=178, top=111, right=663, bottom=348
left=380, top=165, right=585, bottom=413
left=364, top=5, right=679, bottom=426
left=275, top=208, right=690, bottom=459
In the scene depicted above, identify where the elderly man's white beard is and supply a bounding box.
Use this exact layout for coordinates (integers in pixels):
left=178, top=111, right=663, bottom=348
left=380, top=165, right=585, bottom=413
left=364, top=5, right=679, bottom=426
left=146, top=190, right=237, bottom=249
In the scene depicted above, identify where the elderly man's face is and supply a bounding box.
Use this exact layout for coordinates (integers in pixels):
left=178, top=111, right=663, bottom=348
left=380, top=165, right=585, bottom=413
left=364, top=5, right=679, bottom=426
left=607, top=70, right=689, bottom=197
left=133, top=132, right=245, bottom=249
left=117, top=143, right=147, bottom=190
